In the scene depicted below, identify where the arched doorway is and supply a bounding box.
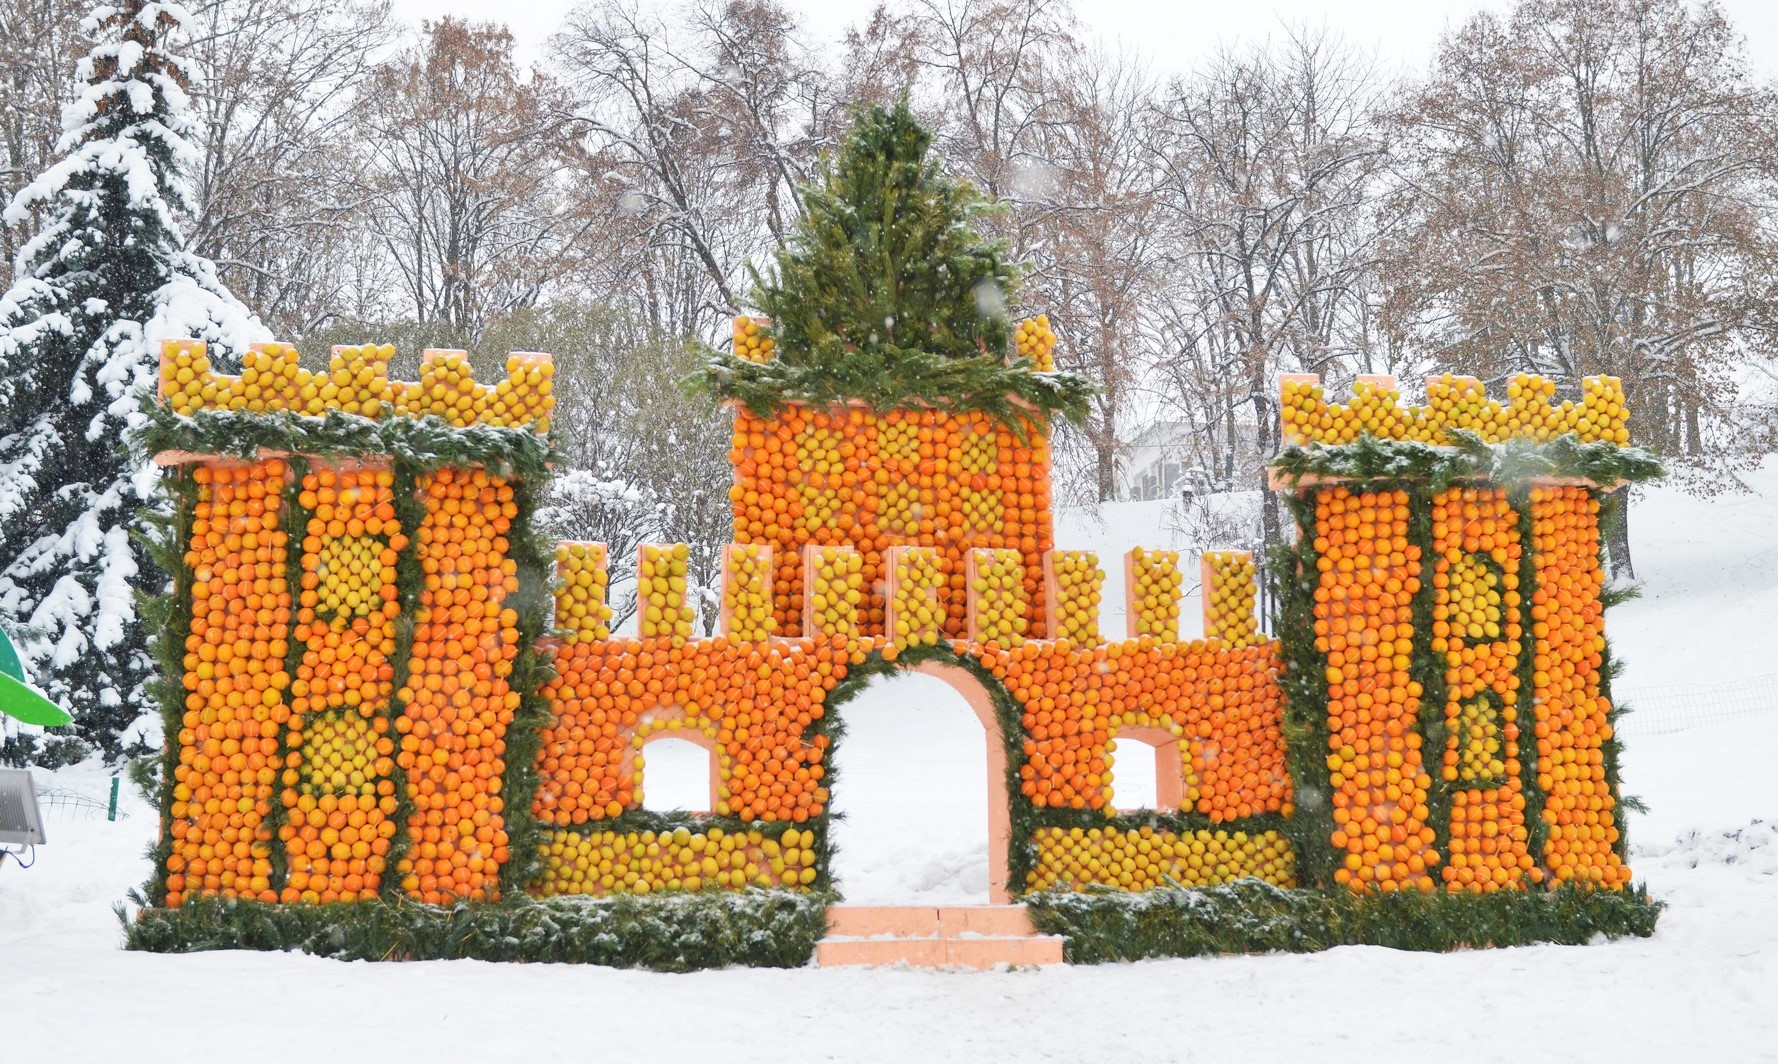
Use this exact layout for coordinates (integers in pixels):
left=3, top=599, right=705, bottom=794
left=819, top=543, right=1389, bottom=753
left=827, top=660, right=1012, bottom=904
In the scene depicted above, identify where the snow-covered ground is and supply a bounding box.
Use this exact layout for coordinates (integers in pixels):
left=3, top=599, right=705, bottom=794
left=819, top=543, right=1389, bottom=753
left=3, top=466, right=1774, bottom=1062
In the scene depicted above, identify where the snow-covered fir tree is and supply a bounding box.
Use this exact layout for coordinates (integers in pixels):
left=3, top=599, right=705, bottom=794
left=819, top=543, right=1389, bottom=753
left=0, top=1, right=264, bottom=762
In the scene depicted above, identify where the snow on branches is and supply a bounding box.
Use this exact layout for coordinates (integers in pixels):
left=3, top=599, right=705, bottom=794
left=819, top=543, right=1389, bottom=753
left=0, top=1, right=265, bottom=761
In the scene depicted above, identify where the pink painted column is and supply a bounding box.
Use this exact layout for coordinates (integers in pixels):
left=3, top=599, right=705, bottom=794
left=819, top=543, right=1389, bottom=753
left=910, top=660, right=1013, bottom=904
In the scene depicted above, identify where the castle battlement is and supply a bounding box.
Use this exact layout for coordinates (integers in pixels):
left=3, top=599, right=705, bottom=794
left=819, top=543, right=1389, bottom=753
left=1280, top=372, right=1630, bottom=447
left=548, top=541, right=1266, bottom=649
left=157, top=339, right=556, bottom=431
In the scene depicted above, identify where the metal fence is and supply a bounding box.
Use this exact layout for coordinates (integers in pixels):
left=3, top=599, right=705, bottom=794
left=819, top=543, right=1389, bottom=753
left=1613, top=673, right=1778, bottom=737
left=34, top=778, right=125, bottom=821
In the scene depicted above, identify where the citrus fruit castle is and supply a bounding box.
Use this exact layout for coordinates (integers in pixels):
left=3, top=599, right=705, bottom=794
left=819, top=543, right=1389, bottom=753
left=130, top=103, right=1663, bottom=968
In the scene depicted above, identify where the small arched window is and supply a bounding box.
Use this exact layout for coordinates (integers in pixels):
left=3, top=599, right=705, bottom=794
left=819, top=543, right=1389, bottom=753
left=638, top=735, right=717, bottom=814
left=1108, top=728, right=1185, bottom=813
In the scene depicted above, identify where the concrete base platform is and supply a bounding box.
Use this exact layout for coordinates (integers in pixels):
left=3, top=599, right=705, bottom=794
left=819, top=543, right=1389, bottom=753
left=816, top=905, right=1065, bottom=969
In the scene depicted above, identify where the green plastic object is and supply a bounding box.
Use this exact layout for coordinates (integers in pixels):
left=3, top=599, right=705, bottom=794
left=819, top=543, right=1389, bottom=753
left=0, top=627, right=73, bottom=727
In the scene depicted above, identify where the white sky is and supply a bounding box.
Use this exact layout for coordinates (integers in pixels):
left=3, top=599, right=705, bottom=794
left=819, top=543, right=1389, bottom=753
left=388, top=0, right=1778, bottom=79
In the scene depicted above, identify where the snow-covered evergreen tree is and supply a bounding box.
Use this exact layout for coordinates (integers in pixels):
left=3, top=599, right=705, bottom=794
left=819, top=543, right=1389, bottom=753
left=0, top=1, right=264, bottom=762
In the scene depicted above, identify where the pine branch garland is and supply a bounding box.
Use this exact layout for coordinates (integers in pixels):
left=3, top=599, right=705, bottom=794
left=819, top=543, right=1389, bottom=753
left=1270, top=432, right=1664, bottom=490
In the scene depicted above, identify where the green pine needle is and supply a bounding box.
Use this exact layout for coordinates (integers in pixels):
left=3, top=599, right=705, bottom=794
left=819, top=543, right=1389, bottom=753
left=685, top=97, right=1095, bottom=429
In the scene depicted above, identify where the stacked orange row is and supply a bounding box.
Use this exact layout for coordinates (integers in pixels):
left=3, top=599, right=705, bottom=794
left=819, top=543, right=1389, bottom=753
left=533, top=635, right=859, bottom=826
left=279, top=465, right=403, bottom=902
left=976, top=638, right=1290, bottom=820
left=1431, top=486, right=1536, bottom=891
left=729, top=405, right=1052, bottom=639
left=1529, top=487, right=1629, bottom=886
left=165, top=460, right=293, bottom=906
left=393, top=469, right=523, bottom=903
left=1313, top=487, right=1441, bottom=893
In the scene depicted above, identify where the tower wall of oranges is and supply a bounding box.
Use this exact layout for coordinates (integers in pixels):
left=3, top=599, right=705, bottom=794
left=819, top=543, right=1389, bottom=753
left=153, top=340, right=555, bottom=908
left=164, top=458, right=294, bottom=906
left=1279, top=372, right=1636, bottom=894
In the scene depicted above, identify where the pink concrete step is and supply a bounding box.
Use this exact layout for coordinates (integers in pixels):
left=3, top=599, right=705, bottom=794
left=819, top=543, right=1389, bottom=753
left=817, top=905, right=1063, bottom=969
left=816, top=934, right=1064, bottom=969
left=825, top=905, right=1038, bottom=938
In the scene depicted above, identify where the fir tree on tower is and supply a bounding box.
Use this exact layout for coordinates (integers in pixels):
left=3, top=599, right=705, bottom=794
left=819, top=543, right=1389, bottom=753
left=696, top=97, right=1092, bottom=426
left=0, top=1, right=264, bottom=763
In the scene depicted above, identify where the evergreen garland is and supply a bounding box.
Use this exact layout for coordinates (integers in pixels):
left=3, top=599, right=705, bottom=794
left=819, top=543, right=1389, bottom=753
left=689, top=98, right=1094, bottom=428
left=1271, top=432, right=1664, bottom=491
left=134, top=406, right=559, bottom=481
left=121, top=890, right=830, bottom=971
left=1270, top=495, right=1340, bottom=889
left=1027, top=880, right=1662, bottom=963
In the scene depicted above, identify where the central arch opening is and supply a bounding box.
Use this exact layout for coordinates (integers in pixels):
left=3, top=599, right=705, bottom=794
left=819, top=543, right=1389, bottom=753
left=828, top=666, right=1003, bottom=905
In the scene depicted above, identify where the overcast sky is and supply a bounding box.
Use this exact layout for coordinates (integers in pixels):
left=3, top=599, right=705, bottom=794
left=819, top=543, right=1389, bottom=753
left=387, top=0, right=1778, bottom=79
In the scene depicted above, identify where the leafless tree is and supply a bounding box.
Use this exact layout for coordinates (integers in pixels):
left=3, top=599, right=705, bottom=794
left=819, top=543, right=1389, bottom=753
left=553, top=0, right=838, bottom=339
left=0, top=0, right=86, bottom=289
left=1021, top=49, right=1165, bottom=504
left=1384, top=0, right=1778, bottom=572
left=180, top=0, right=398, bottom=335
left=357, top=18, right=575, bottom=338
left=1153, top=27, right=1388, bottom=542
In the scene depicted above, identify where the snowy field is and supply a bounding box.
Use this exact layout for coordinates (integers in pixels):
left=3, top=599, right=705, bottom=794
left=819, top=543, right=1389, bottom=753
left=4, top=466, right=1775, bottom=1063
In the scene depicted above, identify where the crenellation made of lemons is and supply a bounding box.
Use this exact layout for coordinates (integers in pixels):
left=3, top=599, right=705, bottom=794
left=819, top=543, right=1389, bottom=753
left=536, top=826, right=819, bottom=897
left=1130, top=547, right=1183, bottom=640
left=639, top=543, right=696, bottom=643
left=723, top=545, right=777, bottom=642
left=731, top=314, right=776, bottom=364
left=1202, top=550, right=1261, bottom=648
left=1280, top=372, right=1630, bottom=447
left=807, top=546, right=864, bottom=636
left=886, top=547, right=945, bottom=653
left=1048, top=550, right=1103, bottom=644
left=1013, top=315, right=1057, bottom=372
left=555, top=542, right=613, bottom=642
left=968, top=547, right=1029, bottom=646
left=157, top=339, right=554, bottom=431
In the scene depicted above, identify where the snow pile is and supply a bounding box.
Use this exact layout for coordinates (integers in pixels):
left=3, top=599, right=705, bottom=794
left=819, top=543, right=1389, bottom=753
left=1636, top=820, right=1777, bottom=877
